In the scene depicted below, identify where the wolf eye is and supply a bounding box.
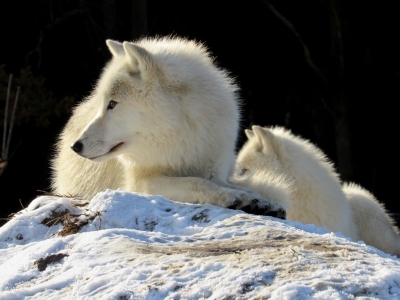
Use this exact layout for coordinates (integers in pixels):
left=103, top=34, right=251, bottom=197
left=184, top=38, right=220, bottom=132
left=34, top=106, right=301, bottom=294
left=240, top=168, right=248, bottom=176
left=107, top=100, right=118, bottom=110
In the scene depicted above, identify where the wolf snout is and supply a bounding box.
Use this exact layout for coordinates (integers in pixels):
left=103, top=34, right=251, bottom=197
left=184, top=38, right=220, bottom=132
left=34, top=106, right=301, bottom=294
left=71, top=141, right=83, bottom=153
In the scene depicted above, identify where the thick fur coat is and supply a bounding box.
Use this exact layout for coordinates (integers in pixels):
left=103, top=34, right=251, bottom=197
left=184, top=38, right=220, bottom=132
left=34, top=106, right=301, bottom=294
left=51, top=36, right=286, bottom=218
left=236, top=125, right=400, bottom=256
left=235, top=125, right=359, bottom=241
left=343, top=182, right=400, bottom=256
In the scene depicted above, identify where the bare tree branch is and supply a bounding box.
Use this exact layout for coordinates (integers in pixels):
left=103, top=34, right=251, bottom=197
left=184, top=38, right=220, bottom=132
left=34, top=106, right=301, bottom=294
left=5, top=86, right=21, bottom=159
left=26, top=10, right=85, bottom=69
left=263, top=0, right=327, bottom=83
left=2, top=74, right=13, bottom=159
left=1, top=75, right=21, bottom=176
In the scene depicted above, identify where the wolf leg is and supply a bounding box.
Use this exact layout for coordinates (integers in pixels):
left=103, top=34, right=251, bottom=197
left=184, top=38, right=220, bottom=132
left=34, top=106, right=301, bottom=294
left=132, top=176, right=286, bottom=219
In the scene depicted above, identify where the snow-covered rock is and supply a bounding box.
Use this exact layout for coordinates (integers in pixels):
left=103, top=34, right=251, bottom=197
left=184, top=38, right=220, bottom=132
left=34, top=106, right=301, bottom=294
left=1, top=190, right=400, bottom=299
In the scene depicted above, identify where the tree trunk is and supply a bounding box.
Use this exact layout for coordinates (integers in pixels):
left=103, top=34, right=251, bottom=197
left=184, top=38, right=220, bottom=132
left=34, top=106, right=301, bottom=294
left=131, top=0, right=148, bottom=39
left=329, top=0, right=354, bottom=181
left=102, top=0, right=117, bottom=40
left=331, top=90, right=353, bottom=180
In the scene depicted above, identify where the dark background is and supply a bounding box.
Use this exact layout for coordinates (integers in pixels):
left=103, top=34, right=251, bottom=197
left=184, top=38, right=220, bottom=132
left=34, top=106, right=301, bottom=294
left=1, top=0, right=399, bottom=227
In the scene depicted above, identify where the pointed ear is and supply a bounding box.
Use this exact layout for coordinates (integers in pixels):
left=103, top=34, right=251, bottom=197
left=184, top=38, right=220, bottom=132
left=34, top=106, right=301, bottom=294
left=122, top=42, right=151, bottom=75
left=106, top=40, right=124, bottom=57
left=252, top=126, right=277, bottom=152
left=244, top=129, right=255, bottom=140
left=244, top=128, right=262, bottom=151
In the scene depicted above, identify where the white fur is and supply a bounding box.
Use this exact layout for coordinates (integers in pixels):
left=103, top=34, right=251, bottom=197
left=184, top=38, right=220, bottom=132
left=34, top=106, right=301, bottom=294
left=235, top=125, right=359, bottom=241
left=51, top=36, right=286, bottom=217
left=230, top=169, right=294, bottom=212
left=343, top=182, right=400, bottom=256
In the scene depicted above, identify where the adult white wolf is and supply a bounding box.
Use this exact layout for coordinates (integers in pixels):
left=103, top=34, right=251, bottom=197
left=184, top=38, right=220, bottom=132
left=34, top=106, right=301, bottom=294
left=236, top=125, right=400, bottom=256
left=235, top=125, right=359, bottom=241
left=51, top=36, right=286, bottom=218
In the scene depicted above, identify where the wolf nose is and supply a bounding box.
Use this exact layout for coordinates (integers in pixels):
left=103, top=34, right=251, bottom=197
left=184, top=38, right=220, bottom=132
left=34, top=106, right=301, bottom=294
left=71, top=141, right=83, bottom=153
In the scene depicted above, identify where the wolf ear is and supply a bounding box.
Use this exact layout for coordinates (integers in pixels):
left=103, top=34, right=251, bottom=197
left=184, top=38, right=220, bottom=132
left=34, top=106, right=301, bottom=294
left=252, top=125, right=277, bottom=153
left=106, top=40, right=124, bottom=57
left=244, top=129, right=255, bottom=140
left=245, top=127, right=263, bottom=151
left=122, top=42, right=152, bottom=75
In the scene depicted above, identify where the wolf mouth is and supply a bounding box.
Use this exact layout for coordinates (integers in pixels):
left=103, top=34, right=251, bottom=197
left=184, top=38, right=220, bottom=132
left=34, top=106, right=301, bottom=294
left=109, top=142, right=124, bottom=153
left=89, top=142, right=124, bottom=160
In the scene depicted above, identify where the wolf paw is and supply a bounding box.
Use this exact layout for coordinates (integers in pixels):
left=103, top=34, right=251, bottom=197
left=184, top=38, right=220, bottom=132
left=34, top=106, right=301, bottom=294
left=241, top=200, right=287, bottom=219
left=228, top=193, right=286, bottom=219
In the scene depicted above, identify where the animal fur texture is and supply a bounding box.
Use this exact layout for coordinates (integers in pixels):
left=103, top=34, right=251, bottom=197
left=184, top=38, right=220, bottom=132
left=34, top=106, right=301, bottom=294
left=235, top=125, right=359, bottom=241
left=229, top=170, right=294, bottom=214
left=51, top=36, right=286, bottom=218
left=235, top=125, right=400, bottom=256
left=343, top=182, right=400, bottom=256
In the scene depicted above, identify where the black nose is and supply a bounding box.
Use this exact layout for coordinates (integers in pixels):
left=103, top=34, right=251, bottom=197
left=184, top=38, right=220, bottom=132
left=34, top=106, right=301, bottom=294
left=71, top=141, right=83, bottom=153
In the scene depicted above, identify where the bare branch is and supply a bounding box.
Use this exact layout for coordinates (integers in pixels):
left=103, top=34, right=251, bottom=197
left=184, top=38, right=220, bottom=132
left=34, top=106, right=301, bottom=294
left=5, top=86, right=21, bottom=158
left=26, top=10, right=85, bottom=68
left=329, top=0, right=345, bottom=70
left=263, top=0, right=327, bottom=82
left=2, top=74, right=13, bottom=158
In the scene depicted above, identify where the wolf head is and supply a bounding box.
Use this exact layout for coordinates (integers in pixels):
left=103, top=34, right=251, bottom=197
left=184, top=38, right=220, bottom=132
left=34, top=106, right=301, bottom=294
left=70, top=40, right=158, bottom=162
left=238, top=125, right=338, bottom=186
left=236, top=125, right=284, bottom=175
left=71, top=40, right=156, bottom=161
left=69, top=36, right=240, bottom=171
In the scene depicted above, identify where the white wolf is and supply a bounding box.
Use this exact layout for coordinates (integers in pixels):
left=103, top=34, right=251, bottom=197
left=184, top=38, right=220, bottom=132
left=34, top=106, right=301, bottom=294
left=235, top=125, right=359, bottom=241
left=236, top=125, right=400, bottom=256
left=50, top=36, right=286, bottom=218
left=343, top=182, right=400, bottom=256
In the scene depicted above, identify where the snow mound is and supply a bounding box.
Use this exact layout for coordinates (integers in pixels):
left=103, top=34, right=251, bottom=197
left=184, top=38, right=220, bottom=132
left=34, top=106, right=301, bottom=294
left=1, top=190, right=400, bottom=299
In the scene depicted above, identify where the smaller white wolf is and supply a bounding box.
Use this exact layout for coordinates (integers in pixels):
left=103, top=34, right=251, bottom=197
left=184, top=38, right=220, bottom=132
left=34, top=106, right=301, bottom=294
left=51, top=36, right=286, bottom=218
left=235, top=125, right=359, bottom=241
left=235, top=125, right=400, bottom=256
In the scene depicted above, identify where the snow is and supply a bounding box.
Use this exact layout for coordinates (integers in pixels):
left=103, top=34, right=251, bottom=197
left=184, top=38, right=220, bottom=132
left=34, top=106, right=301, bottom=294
left=1, top=189, right=400, bottom=299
